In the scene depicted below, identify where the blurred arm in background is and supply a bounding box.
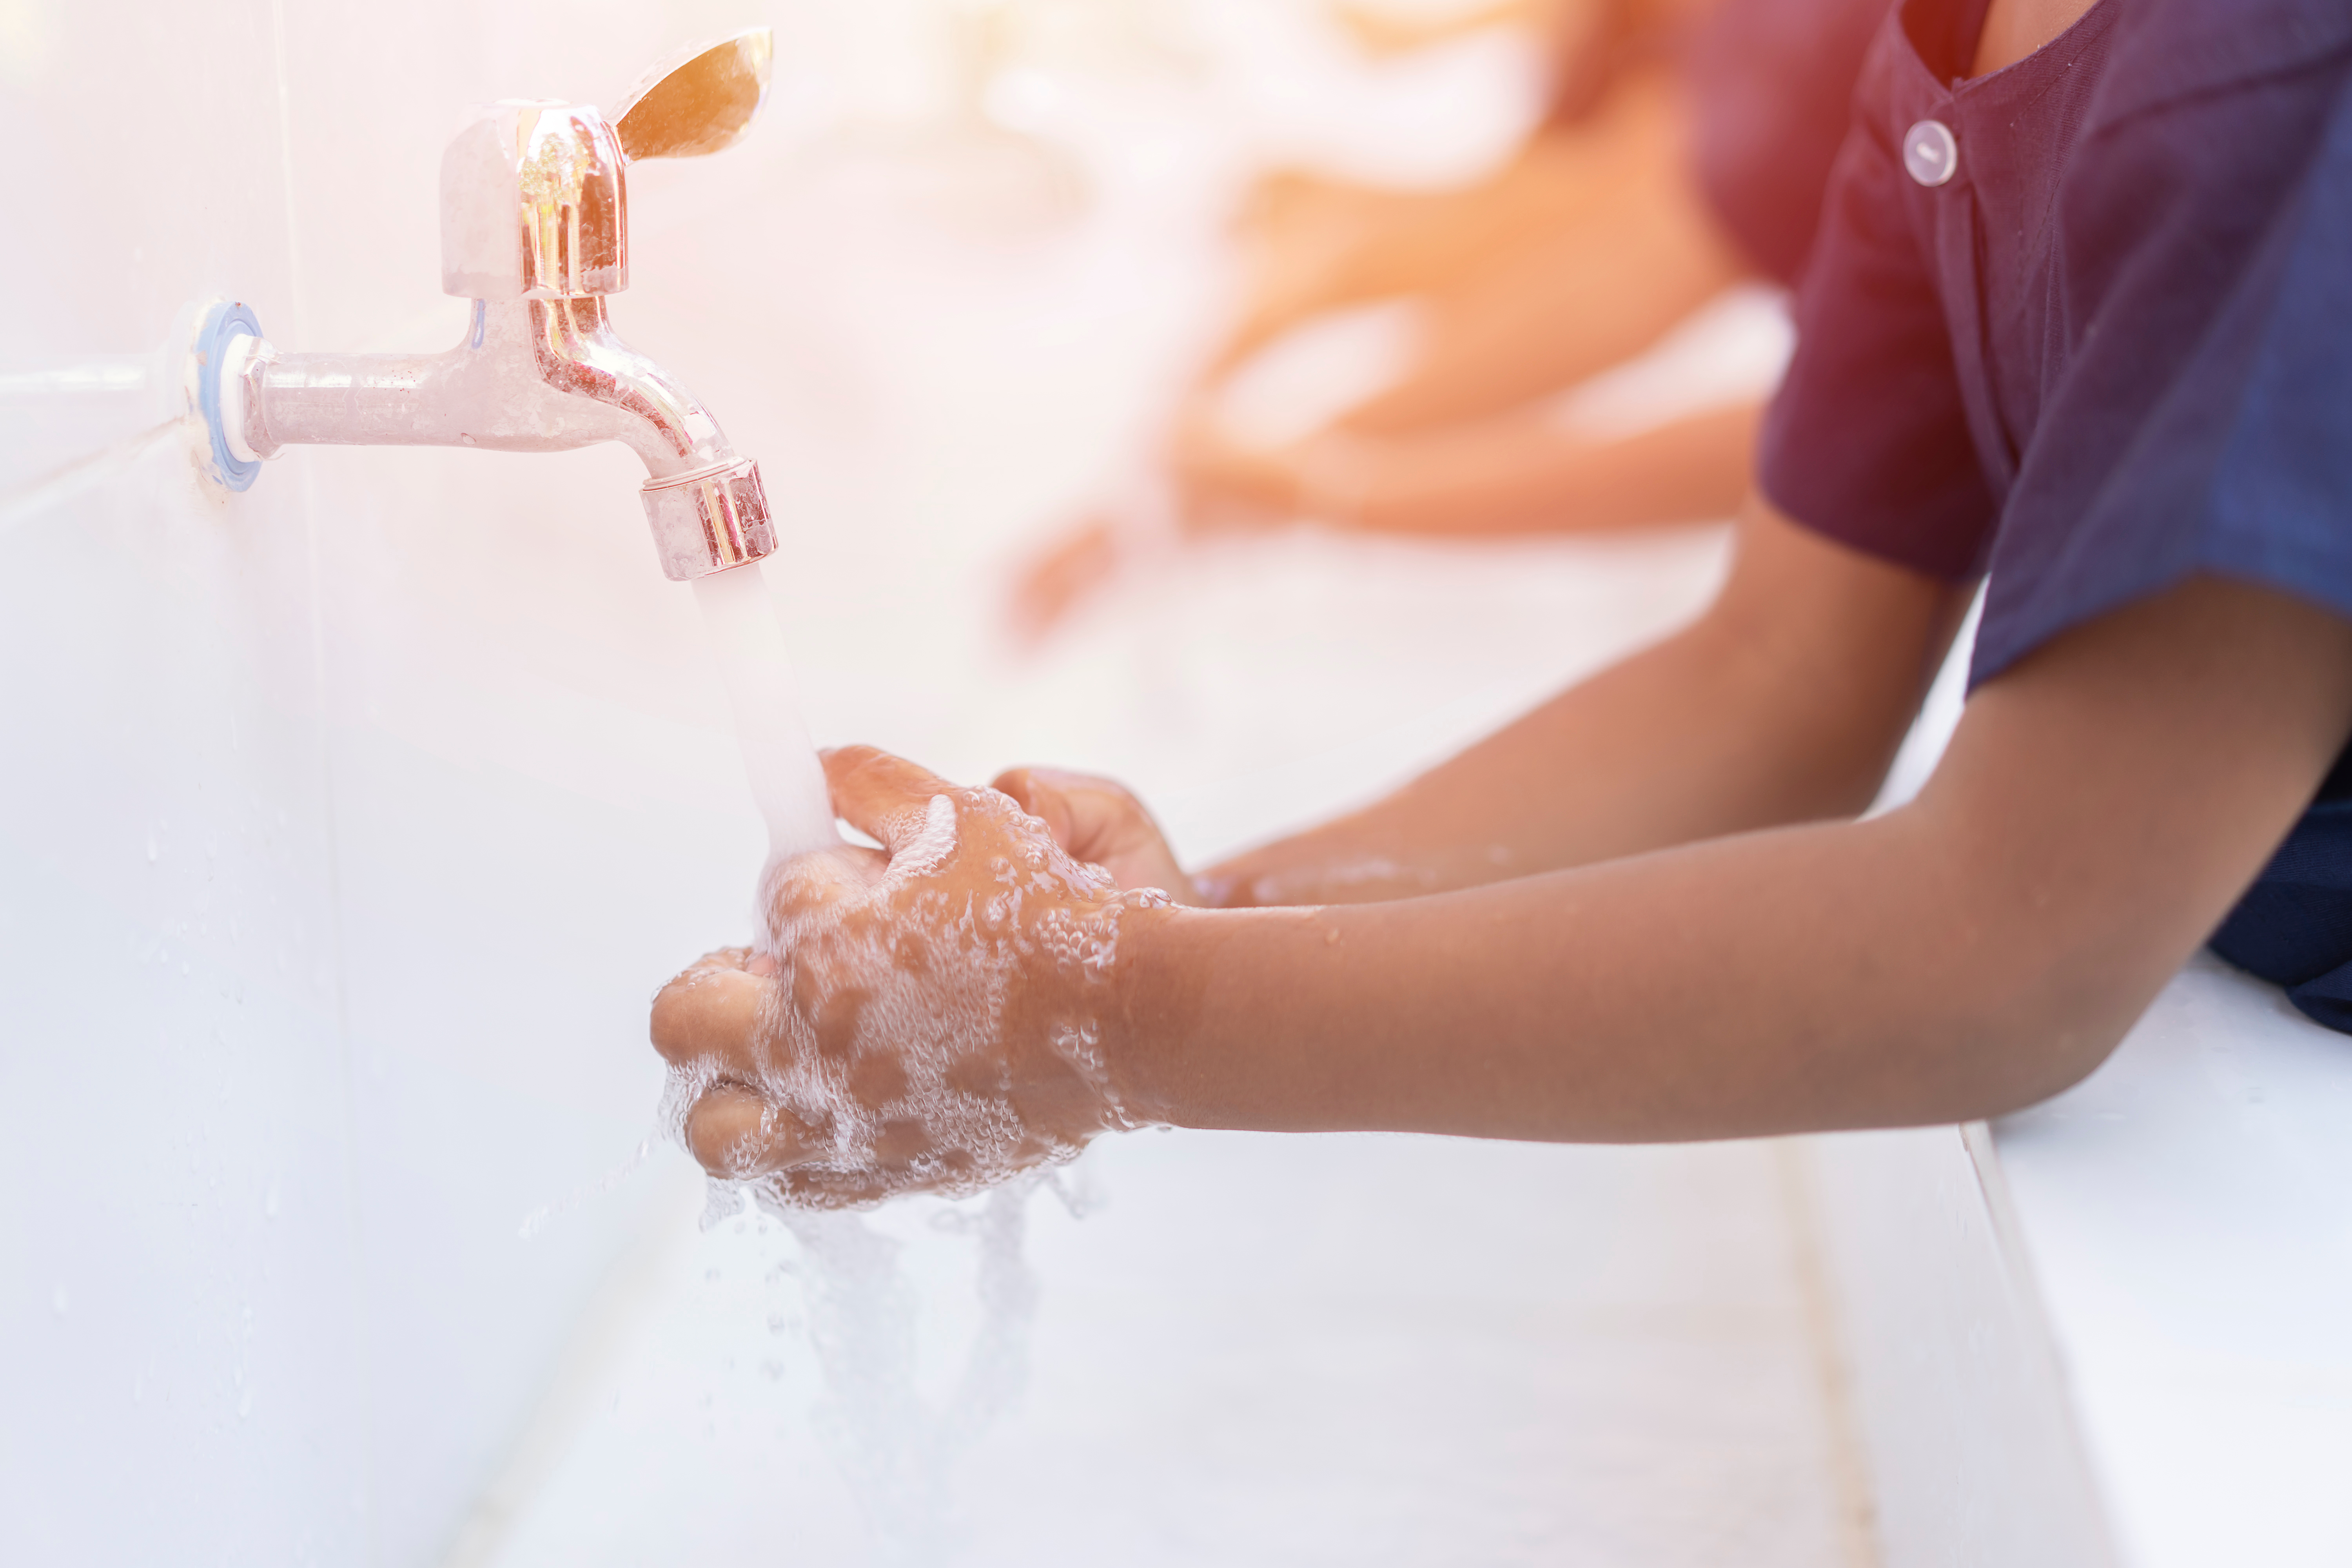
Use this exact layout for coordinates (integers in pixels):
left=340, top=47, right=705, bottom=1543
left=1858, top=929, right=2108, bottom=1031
left=1010, top=0, right=1888, bottom=639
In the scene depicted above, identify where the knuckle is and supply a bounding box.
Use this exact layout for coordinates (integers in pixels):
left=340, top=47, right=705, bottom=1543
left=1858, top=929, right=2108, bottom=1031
left=647, top=985, right=702, bottom=1059
left=686, top=1095, right=764, bottom=1174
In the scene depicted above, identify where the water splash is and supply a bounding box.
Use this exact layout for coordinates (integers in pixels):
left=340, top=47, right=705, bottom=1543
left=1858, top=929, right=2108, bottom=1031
left=705, top=1175, right=1053, bottom=1564
left=516, top=1138, right=655, bottom=1241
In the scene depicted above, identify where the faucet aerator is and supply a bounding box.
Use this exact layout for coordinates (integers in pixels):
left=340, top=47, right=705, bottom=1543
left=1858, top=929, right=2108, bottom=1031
left=643, top=459, right=775, bottom=582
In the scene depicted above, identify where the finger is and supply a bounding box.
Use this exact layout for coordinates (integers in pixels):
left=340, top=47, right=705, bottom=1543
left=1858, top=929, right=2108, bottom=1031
left=684, top=1086, right=818, bottom=1179
left=649, top=957, right=766, bottom=1073
left=989, top=766, right=1077, bottom=849
left=1169, top=430, right=1301, bottom=526
left=990, top=767, right=1191, bottom=898
left=819, top=746, right=960, bottom=853
left=759, top=838, right=891, bottom=917
left=1005, top=519, right=1119, bottom=648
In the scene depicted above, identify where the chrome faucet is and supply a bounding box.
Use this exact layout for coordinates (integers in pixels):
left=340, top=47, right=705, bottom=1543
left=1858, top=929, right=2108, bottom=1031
left=193, top=30, right=779, bottom=580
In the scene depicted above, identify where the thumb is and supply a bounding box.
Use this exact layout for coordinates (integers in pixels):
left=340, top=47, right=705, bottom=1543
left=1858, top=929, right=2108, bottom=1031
left=991, top=766, right=1080, bottom=854
left=820, top=746, right=960, bottom=856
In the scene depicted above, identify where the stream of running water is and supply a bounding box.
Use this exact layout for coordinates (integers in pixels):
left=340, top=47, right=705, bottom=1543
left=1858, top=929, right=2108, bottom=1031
left=684, top=559, right=1049, bottom=1561
left=690, top=562, right=842, bottom=865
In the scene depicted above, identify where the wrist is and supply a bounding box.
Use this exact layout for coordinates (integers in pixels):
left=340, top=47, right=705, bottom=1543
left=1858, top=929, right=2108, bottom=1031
left=1103, top=898, right=1216, bottom=1128
left=1188, top=862, right=1258, bottom=909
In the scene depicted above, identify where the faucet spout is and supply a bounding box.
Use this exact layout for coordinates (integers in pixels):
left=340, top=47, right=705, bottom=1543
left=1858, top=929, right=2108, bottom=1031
left=226, top=298, right=773, bottom=579
left=246, top=298, right=725, bottom=475
left=189, top=52, right=782, bottom=581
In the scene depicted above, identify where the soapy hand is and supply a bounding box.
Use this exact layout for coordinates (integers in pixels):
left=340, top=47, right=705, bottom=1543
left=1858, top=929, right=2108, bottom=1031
left=651, top=746, right=1176, bottom=1209
left=986, top=764, right=1204, bottom=907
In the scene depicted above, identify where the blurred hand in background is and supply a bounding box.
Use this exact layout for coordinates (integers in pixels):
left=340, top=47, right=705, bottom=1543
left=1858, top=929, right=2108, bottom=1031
left=1010, top=0, right=1886, bottom=642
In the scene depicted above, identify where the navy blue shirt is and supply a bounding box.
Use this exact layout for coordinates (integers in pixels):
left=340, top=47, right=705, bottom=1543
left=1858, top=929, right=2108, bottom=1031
left=1757, top=0, right=2352, bottom=1027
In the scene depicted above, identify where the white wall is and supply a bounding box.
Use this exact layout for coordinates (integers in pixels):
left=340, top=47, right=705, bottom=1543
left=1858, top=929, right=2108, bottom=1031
left=0, top=4, right=801, bottom=1564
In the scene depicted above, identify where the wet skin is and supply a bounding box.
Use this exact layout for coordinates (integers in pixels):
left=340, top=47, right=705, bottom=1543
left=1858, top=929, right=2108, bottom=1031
left=657, top=494, right=2352, bottom=1201
left=650, top=753, right=1174, bottom=1208
left=654, top=0, right=2335, bottom=1205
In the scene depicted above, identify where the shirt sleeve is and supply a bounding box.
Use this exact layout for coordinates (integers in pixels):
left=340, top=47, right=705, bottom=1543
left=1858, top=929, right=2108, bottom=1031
left=1971, top=59, right=2352, bottom=680
left=1755, top=64, right=1998, bottom=583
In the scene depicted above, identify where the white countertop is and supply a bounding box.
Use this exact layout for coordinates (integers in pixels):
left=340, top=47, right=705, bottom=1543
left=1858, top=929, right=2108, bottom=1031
left=1992, top=955, right=2352, bottom=1568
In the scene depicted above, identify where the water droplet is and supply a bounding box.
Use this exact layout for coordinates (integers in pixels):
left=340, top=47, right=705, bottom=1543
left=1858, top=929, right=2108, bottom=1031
left=238, top=1388, right=253, bottom=1418
left=146, top=831, right=159, bottom=864
left=51, top=1286, right=69, bottom=1316
left=265, top=1183, right=281, bottom=1219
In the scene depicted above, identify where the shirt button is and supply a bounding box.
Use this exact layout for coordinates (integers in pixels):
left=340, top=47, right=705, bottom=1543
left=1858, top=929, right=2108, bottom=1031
left=1904, top=119, right=1960, bottom=187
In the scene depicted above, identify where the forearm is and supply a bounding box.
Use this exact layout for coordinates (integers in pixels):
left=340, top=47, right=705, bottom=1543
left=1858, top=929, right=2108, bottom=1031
left=1241, top=74, right=1679, bottom=338
left=1131, top=577, right=2352, bottom=1142
left=662, top=580, right=2352, bottom=1201
left=1313, top=403, right=1761, bottom=538
left=1132, top=811, right=2087, bottom=1141
left=1203, top=504, right=1959, bottom=906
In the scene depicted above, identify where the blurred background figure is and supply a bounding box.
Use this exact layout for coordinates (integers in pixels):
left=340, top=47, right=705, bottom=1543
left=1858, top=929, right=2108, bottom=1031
left=1010, top=0, right=1888, bottom=640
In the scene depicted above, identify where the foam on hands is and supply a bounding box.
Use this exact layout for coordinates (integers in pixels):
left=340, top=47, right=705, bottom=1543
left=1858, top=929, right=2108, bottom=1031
left=685, top=563, right=1165, bottom=1213
left=690, top=563, right=841, bottom=863
left=662, top=788, right=1167, bottom=1213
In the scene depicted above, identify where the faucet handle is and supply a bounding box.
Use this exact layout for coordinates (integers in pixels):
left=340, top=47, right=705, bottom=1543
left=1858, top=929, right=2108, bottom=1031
left=436, top=29, right=773, bottom=300
left=442, top=102, right=628, bottom=300
left=613, top=27, right=774, bottom=162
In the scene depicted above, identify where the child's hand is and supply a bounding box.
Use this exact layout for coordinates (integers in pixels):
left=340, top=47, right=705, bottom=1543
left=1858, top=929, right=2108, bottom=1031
left=650, top=747, right=1173, bottom=1209
left=988, top=764, right=1205, bottom=907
